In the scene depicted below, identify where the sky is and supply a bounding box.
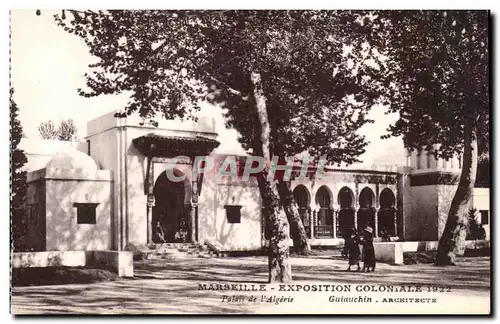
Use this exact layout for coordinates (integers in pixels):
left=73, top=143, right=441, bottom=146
left=10, top=9, right=406, bottom=167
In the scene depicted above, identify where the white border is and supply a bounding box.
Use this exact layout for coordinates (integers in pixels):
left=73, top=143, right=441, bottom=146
left=2, top=1, right=498, bottom=322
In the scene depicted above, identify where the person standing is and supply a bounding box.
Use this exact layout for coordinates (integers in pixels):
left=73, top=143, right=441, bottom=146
left=341, top=227, right=350, bottom=259
left=346, top=228, right=361, bottom=272
left=361, top=226, right=376, bottom=272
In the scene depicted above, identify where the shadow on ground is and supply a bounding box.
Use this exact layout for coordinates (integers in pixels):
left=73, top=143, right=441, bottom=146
left=11, top=255, right=490, bottom=314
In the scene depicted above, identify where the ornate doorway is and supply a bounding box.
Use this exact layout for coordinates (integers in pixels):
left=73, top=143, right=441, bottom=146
left=152, top=170, right=190, bottom=243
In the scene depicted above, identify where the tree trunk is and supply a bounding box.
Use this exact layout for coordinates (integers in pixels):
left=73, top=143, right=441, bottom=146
left=250, top=71, right=292, bottom=283
left=277, top=180, right=311, bottom=254
left=435, top=119, right=478, bottom=266
left=257, top=176, right=293, bottom=283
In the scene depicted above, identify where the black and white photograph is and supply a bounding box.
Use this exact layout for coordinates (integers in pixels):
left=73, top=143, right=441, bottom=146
left=8, top=7, right=491, bottom=315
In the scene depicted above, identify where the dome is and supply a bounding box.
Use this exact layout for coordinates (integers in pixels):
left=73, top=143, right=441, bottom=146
left=45, top=148, right=99, bottom=174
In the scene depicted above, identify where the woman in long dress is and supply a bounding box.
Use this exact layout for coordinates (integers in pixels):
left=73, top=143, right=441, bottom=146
left=346, top=229, right=361, bottom=272
left=362, top=226, right=376, bottom=272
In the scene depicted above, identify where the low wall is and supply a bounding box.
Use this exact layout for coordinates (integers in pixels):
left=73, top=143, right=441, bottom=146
left=310, top=238, right=344, bottom=247
left=85, top=251, right=133, bottom=277
left=373, top=240, right=490, bottom=265
left=401, top=241, right=439, bottom=253
left=402, top=240, right=490, bottom=253
left=12, top=250, right=133, bottom=277
left=373, top=242, right=404, bottom=265
left=12, top=251, right=86, bottom=268
left=309, top=237, right=398, bottom=247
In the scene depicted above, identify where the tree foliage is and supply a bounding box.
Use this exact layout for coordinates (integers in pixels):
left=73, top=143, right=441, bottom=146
left=57, top=10, right=395, bottom=279
left=57, top=10, right=388, bottom=165
left=379, top=10, right=488, bottom=158
left=10, top=88, right=28, bottom=251
left=38, top=118, right=79, bottom=141
left=377, top=10, right=489, bottom=265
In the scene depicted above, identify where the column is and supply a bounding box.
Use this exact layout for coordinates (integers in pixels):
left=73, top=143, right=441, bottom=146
left=311, top=205, right=317, bottom=238
left=190, top=172, right=198, bottom=243
left=374, top=206, right=380, bottom=238
left=146, top=157, right=154, bottom=243
left=394, top=193, right=399, bottom=238
left=393, top=208, right=398, bottom=237
left=354, top=205, right=359, bottom=231
left=309, top=208, right=314, bottom=239
left=332, top=204, right=339, bottom=239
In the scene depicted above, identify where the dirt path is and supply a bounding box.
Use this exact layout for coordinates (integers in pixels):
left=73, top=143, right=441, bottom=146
left=11, top=256, right=490, bottom=314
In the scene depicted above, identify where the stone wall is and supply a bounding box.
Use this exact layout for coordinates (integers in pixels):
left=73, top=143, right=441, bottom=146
left=12, top=250, right=133, bottom=277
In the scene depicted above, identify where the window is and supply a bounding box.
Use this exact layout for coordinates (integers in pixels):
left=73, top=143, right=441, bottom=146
left=224, top=205, right=242, bottom=224
left=74, top=203, right=99, bottom=224
left=480, top=210, right=489, bottom=225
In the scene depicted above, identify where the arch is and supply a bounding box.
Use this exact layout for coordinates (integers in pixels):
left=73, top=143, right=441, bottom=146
left=338, top=186, right=355, bottom=237
left=293, top=185, right=311, bottom=207
left=153, top=168, right=192, bottom=204
left=378, top=188, right=396, bottom=237
left=314, top=186, right=333, bottom=237
left=338, top=186, right=354, bottom=209
left=315, top=185, right=332, bottom=208
left=152, top=169, right=192, bottom=243
left=293, top=185, right=311, bottom=237
left=358, top=187, right=375, bottom=232
left=379, top=188, right=395, bottom=208
left=359, top=187, right=374, bottom=208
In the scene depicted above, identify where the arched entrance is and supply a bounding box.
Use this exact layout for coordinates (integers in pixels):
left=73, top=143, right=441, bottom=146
left=293, top=185, right=311, bottom=238
left=338, top=186, right=355, bottom=238
left=378, top=188, right=396, bottom=237
left=358, top=187, right=376, bottom=233
left=152, top=169, right=191, bottom=243
left=315, top=186, right=333, bottom=237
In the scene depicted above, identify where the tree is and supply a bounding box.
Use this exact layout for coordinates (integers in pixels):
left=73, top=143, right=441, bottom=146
left=38, top=118, right=78, bottom=141
left=465, top=209, right=485, bottom=241
left=38, top=120, right=58, bottom=139
left=58, top=119, right=79, bottom=141
left=56, top=10, right=389, bottom=281
left=378, top=11, right=489, bottom=265
left=10, top=88, right=28, bottom=251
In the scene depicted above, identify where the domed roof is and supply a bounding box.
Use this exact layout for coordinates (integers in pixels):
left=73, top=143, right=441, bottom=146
left=46, top=148, right=99, bottom=174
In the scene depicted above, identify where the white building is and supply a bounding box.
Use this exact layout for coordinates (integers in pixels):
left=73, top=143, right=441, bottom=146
left=19, top=111, right=490, bottom=252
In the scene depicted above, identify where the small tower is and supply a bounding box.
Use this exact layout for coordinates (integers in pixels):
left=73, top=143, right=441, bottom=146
left=406, top=146, right=461, bottom=171
left=401, top=145, right=462, bottom=241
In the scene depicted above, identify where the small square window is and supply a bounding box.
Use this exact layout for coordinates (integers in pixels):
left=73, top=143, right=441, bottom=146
left=224, top=205, right=242, bottom=224
left=74, top=203, right=99, bottom=224
left=480, top=210, right=489, bottom=225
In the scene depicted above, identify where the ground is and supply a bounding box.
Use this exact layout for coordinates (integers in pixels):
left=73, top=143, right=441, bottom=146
left=11, top=255, right=490, bottom=315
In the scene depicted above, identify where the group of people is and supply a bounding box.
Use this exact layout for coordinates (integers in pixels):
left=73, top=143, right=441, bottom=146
left=154, top=220, right=188, bottom=243
left=342, top=226, right=376, bottom=272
